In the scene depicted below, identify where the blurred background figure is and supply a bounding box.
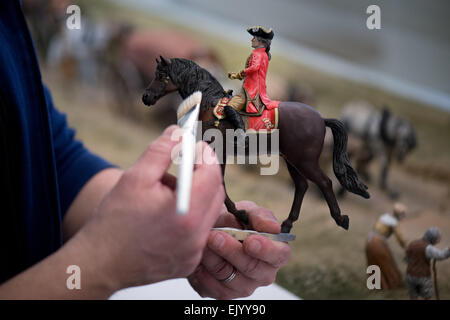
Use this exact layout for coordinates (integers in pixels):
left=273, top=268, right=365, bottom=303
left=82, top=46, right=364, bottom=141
left=365, top=203, right=407, bottom=289
left=113, top=28, right=225, bottom=121
left=46, top=16, right=112, bottom=84
left=340, top=101, right=417, bottom=199
left=22, top=0, right=70, bottom=62
left=23, top=0, right=226, bottom=123
left=405, top=227, right=450, bottom=300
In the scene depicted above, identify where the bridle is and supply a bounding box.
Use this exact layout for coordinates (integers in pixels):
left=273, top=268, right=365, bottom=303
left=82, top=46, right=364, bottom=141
left=151, top=72, right=171, bottom=100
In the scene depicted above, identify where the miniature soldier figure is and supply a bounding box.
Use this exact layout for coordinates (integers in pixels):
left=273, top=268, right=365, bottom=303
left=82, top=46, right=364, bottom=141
left=365, top=203, right=408, bottom=289
left=405, top=227, right=450, bottom=300
left=225, top=26, right=276, bottom=142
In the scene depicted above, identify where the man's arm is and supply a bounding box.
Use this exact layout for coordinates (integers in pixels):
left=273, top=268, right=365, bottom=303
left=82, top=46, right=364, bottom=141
left=62, top=168, right=122, bottom=241
left=0, top=229, right=119, bottom=299
left=426, top=245, right=450, bottom=261
left=0, top=127, right=225, bottom=298
left=393, top=226, right=407, bottom=249
left=43, top=86, right=121, bottom=241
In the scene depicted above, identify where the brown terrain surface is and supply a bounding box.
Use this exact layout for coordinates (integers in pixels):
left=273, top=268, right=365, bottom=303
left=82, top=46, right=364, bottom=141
left=44, top=74, right=449, bottom=299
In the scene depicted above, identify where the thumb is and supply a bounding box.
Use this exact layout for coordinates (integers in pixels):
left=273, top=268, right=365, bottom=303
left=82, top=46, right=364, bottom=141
left=135, top=125, right=182, bottom=185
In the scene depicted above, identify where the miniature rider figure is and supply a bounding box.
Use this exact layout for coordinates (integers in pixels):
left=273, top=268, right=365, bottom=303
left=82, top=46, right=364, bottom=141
left=365, top=203, right=408, bottom=289
left=405, top=227, right=450, bottom=300
left=225, top=26, right=275, bottom=138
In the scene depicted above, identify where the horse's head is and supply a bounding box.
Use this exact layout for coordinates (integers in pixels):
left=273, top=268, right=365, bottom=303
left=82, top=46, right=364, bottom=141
left=394, top=119, right=417, bottom=162
left=142, top=56, right=179, bottom=106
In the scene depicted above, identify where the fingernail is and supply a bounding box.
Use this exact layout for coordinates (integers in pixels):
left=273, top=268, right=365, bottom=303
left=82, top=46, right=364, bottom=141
left=264, top=217, right=278, bottom=225
left=211, top=233, right=225, bottom=250
left=248, top=239, right=261, bottom=254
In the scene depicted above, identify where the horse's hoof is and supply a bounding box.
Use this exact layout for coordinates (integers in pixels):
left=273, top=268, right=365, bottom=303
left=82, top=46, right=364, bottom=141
left=236, top=209, right=249, bottom=228
left=281, top=222, right=292, bottom=234
left=338, top=215, right=350, bottom=230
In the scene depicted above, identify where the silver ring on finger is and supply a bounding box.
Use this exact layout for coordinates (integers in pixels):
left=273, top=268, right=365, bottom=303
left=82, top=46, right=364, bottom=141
left=219, top=266, right=237, bottom=283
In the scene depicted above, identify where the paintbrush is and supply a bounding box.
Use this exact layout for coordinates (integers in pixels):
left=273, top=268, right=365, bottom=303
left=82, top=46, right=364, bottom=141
left=176, top=91, right=202, bottom=215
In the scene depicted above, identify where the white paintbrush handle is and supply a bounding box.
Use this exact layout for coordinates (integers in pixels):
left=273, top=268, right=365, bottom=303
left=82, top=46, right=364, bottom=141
left=176, top=131, right=196, bottom=215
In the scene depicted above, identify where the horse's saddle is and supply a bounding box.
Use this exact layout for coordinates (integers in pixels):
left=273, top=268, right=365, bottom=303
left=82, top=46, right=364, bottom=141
left=213, top=97, right=279, bottom=133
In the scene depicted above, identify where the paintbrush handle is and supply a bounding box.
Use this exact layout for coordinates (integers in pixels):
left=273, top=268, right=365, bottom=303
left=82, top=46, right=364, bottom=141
left=176, top=131, right=196, bottom=215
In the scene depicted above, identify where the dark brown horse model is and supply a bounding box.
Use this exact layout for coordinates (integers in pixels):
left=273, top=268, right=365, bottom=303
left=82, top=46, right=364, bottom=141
left=142, top=57, right=370, bottom=233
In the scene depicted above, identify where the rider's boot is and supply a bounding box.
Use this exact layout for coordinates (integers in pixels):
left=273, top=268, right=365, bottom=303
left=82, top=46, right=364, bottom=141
left=224, top=105, right=248, bottom=148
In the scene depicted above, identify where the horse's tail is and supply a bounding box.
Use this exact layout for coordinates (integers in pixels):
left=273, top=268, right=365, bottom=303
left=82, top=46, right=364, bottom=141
left=324, top=118, right=370, bottom=199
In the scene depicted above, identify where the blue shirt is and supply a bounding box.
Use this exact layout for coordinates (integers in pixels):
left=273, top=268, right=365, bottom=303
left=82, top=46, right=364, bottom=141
left=0, top=1, right=114, bottom=282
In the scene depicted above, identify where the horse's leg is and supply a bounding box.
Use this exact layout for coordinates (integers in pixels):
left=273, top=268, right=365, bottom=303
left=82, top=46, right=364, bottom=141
left=298, top=161, right=349, bottom=230
left=379, top=147, right=398, bottom=199
left=204, top=122, right=249, bottom=227
left=220, top=163, right=250, bottom=228
left=281, top=160, right=309, bottom=233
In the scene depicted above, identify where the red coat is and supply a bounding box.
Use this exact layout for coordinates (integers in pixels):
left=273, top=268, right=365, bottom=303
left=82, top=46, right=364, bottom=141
left=243, top=48, right=279, bottom=113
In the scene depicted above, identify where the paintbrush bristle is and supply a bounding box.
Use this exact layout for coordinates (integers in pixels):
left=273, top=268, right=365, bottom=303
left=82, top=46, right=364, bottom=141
left=177, top=91, right=202, bottom=120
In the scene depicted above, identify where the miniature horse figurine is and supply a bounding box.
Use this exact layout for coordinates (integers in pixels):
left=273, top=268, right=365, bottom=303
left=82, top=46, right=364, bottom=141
left=142, top=57, right=370, bottom=233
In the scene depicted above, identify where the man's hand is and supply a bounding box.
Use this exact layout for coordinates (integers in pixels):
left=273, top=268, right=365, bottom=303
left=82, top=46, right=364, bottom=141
left=188, top=201, right=291, bottom=299
left=0, top=125, right=227, bottom=299
left=77, top=125, right=225, bottom=291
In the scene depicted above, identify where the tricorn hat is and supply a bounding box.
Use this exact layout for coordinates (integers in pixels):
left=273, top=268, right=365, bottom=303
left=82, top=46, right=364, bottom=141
left=247, top=26, right=274, bottom=40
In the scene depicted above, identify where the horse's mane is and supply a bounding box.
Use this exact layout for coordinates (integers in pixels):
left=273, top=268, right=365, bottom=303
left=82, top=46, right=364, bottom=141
left=168, top=58, right=229, bottom=110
